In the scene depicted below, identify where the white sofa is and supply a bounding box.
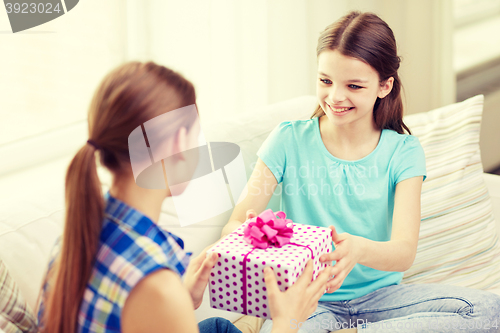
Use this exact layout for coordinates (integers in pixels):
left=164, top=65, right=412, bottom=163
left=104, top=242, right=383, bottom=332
left=1, top=95, right=499, bottom=333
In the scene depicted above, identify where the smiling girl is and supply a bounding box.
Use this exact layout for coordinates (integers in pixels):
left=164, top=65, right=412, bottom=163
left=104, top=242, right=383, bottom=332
left=222, top=11, right=500, bottom=333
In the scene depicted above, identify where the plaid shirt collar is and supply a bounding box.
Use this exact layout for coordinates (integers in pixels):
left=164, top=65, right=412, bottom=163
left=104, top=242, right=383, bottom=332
left=103, top=191, right=190, bottom=275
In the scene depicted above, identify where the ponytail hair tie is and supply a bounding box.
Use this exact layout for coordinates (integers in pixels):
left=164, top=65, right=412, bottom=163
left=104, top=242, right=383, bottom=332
left=87, top=139, right=101, bottom=150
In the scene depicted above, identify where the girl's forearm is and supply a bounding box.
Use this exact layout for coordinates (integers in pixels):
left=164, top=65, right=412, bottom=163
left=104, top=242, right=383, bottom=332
left=356, top=236, right=416, bottom=272
left=220, top=219, right=244, bottom=238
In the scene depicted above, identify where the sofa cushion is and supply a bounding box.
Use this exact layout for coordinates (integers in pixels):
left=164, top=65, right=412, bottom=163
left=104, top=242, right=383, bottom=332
left=0, top=259, right=37, bottom=333
left=402, top=95, right=500, bottom=289
left=0, top=156, right=70, bottom=312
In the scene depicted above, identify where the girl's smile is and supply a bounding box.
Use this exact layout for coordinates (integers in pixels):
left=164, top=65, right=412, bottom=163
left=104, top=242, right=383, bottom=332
left=327, top=104, right=355, bottom=116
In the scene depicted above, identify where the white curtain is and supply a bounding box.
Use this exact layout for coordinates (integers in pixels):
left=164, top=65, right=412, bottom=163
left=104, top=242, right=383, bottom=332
left=0, top=0, right=455, bottom=175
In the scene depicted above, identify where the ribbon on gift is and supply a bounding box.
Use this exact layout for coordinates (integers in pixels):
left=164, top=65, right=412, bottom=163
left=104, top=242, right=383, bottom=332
left=243, top=209, right=294, bottom=249
left=233, top=209, right=315, bottom=316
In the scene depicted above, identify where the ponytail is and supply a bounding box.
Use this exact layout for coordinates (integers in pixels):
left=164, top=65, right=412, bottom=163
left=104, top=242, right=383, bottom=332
left=42, top=144, right=103, bottom=333
left=373, top=74, right=411, bottom=135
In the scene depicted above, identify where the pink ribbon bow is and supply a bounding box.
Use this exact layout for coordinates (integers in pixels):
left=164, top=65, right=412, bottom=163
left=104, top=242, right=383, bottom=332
left=243, top=209, right=294, bottom=249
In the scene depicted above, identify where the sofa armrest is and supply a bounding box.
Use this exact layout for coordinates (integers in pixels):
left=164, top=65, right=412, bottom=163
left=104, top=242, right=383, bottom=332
left=483, top=173, right=500, bottom=235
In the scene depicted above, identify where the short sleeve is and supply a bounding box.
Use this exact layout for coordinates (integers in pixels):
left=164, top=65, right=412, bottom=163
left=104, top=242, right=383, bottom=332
left=256, top=121, right=292, bottom=184
left=393, top=135, right=427, bottom=184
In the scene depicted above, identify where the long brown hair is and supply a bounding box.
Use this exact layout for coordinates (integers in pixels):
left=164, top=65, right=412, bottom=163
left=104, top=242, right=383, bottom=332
left=42, top=62, right=196, bottom=333
left=312, top=11, right=410, bottom=135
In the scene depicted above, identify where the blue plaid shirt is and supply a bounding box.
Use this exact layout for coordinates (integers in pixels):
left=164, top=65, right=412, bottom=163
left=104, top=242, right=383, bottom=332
left=37, top=193, right=191, bottom=332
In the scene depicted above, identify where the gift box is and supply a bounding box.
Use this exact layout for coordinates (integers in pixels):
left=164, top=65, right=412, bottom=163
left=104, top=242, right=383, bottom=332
left=207, top=209, right=332, bottom=318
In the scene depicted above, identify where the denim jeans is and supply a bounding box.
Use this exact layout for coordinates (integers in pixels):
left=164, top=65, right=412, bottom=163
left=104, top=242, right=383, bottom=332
left=198, top=317, right=242, bottom=333
left=259, top=283, right=500, bottom=332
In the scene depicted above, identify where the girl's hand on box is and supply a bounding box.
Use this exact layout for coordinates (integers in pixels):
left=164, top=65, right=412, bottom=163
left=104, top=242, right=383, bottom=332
left=183, top=244, right=219, bottom=310
left=320, top=226, right=362, bottom=294
left=264, top=259, right=333, bottom=331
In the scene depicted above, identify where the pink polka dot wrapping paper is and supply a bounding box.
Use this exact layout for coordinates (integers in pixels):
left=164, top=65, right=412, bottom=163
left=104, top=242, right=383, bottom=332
left=207, top=222, right=332, bottom=318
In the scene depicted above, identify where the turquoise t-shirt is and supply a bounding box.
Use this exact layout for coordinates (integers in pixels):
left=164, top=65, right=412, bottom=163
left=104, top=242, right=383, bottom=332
left=257, top=117, right=426, bottom=301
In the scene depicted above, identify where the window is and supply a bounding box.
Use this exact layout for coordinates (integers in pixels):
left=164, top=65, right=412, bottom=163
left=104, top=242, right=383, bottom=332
left=454, top=0, right=500, bottom=27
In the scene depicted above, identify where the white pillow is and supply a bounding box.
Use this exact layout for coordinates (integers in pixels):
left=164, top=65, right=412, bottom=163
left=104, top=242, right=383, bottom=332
left=402, top=95, right=500, bottom=289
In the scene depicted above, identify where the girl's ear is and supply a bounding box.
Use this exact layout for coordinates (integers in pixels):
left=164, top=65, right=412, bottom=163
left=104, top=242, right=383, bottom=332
left=173, top=126, right=188, bottom=161
left=378, top=77, right=394, bottom=99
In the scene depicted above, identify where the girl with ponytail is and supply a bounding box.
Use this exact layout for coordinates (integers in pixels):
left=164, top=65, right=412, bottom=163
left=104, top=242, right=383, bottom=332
left=36, top=62, right=333, bottom=333
left=221, top=11, right=500, bottom=333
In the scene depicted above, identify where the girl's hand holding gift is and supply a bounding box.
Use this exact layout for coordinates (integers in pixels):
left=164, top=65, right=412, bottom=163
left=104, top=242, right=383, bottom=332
left=264, top=260, right=334, bottom=332
left=183, top=244, right=219, bottom=309
left=320, top=226, right=363, bottom=294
